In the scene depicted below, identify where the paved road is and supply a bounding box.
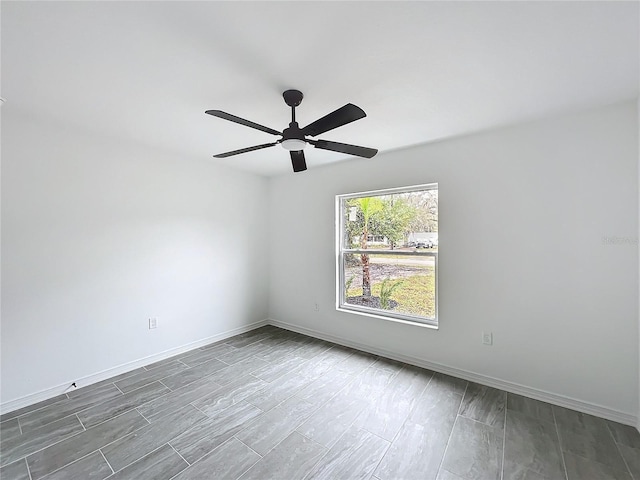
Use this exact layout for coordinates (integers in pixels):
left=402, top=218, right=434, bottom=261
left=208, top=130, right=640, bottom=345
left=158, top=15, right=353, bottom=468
left=368, top=255, right=435, bottom=267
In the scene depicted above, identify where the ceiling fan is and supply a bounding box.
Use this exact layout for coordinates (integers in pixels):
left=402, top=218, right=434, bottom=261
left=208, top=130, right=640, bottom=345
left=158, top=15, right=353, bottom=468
left=206, top=90, right=378, bottom=173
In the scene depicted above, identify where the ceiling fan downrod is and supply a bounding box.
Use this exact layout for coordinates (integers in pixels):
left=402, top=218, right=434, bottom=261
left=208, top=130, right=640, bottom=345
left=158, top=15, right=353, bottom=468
left=281, top=89, right=306, bottom=151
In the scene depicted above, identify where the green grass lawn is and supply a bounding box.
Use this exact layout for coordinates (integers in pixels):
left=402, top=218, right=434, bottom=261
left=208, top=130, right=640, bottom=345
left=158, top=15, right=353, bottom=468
left=347, top=273, right=435, bottom=318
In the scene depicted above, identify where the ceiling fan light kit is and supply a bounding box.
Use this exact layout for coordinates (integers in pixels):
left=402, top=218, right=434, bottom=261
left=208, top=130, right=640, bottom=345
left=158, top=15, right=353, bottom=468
left=281, top=139, right=307, bottom=151
left=206, top=89, right=377, bottom=173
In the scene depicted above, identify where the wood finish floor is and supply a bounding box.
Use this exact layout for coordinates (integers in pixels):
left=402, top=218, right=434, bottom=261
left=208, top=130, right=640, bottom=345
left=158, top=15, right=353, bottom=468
left=1, top=326, right=638, bottom=480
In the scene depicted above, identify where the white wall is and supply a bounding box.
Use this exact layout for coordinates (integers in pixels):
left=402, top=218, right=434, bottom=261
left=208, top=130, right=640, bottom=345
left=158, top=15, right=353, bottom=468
left=269, top=101, right=639, bottom=419
left=1, top=111, right=269, bottom=404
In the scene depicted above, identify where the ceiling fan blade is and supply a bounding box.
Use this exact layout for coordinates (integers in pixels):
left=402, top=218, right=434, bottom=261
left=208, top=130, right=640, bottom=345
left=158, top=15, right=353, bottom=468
left=308, top=139, right=378, bottom=158
left=205, top=110, right=281, bottom=136
left=213, top=142, right=278, bottom=158
left=290, top=150, right=307, bottom=172
left=301, top=104, right=366, bottom=137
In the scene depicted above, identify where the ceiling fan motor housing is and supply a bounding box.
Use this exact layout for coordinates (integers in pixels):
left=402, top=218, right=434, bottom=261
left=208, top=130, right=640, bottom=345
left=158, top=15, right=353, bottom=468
left=281, top=122, right=306, bottom=150
left=282, top=123, right=305, bottom=140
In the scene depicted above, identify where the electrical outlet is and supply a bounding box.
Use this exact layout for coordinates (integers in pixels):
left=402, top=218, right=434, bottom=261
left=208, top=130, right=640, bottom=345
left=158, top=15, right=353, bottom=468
left=313, top=303, right=320, bottom=312
left=482, top=332, right=493, bottom=345
left=149, top=318, right=158, bottom=329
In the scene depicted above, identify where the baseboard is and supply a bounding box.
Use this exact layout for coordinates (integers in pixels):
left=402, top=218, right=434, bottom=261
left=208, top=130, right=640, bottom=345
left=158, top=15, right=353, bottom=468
left=268, top=318, right=638, bottom=427
left=0, top=319, right=268, bottom=415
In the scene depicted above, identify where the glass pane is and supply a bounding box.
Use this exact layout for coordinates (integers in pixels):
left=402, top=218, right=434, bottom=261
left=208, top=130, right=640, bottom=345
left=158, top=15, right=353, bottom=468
left=343, top=253, right=436, bottom=320
left=342, top=189, right=438, bottom=251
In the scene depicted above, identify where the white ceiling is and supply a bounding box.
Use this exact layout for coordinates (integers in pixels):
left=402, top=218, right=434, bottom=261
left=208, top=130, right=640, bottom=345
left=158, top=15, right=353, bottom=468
left=3, top=1, right=638, bottom=176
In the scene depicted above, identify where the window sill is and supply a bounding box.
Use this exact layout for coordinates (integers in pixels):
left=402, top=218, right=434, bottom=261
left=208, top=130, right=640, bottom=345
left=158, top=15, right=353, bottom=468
left=336, top=306, right=438, bottom=330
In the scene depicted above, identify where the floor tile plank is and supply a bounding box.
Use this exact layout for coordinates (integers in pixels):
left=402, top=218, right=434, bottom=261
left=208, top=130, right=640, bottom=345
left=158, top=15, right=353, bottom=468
left=203, top=356, right=269, bottom=386
left=437, top=470, right=467, bottom=480
left=618, top=444, right=640, bottom=479
left=19, top=384, right=122, bottom=433
left=191, top=375, right=267, bottom=416
left=224, top=330, right=275, bottom=348
left=101, top=405, right=206, bottom=472
left=68, top=369, right=146, bottom=398
left=564, top=451, right=631, bottom=480
left=554, top=406, right=627, bottom=471
left=238, top=432, right=326, bottom=480
left=143, top=356, right=186, bottom=371
left=376, top=385, right=462, bottom=480
left=371, top=357, right=406, bottom=373
left=354, top=365, right=432, bottom=441
left=177, top=344, right=237, bottom=367
left=0, top=395, right=68, bottom=423
left=507, top=394, right=555, bottom=424
left=0, top=414, right=84, bottom=467
left=136, top=376, right=221, bottom=422
left=244, top=372, right=311, bottom=411
left=171, top=437, right=260, bottom=480
left=342, top=367, right=398, bottom=402
left=428, top=373, right=468, bottom=396
left=376, top=420, right=450, bottom=480
left=159, top=358, right=227, bottom=391
left=503, top=410, right=565, bottom=480
left=294, top=351, right=351, bottom=379
left=108, top=444, right=188, bottom=480
left=296, top=390, right=368, bottom=448
left=291, top=339, right=333, bottom=360
left=251, top=354, right=308, bottom=383
left=459, top=383, right=506, bottom=429
left=216, top=341, right=277, bottom=365
left=306, top=426, right=389, bottom=480
left=235, top=396, right=317, bottom=455
left=27, top=409, right=148, bottom=480
left=440, top=416, right=503, bottom=480
left=43, top=451, right=112, bottom=480
left=294, top=370, right=353, bottom=409
left=501, top=460, right=555, bottom=480
left=114, top=361, right=189, bottom=393
left=409, top=380, right=463, bottom=427
left=253, top=339, right=310, bottom=363
left=606, top=420, right=640, bottom=449
left=0, top=419, right=21, bottom=442
left=0, top=459, right=30, bottom=480
left=77, top=381, right=169, bottom=429
left=332, top=352, right=379, bottom=376
left=170, top=401, right=263, bottom=465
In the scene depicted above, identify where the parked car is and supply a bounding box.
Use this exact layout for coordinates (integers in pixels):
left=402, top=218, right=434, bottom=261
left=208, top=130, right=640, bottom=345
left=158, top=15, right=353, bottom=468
left=416, top=240, right=434, bottom=248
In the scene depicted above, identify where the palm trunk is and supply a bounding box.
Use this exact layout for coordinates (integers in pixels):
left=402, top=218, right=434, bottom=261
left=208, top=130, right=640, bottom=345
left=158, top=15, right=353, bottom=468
left=361, top=225, right=371, bottom=297
left=361, top=253, right=371, bottom=297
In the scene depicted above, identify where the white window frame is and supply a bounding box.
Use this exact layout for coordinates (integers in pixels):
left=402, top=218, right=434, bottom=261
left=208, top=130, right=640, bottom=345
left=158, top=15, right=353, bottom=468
left=336, top=183, right=438, bottom=328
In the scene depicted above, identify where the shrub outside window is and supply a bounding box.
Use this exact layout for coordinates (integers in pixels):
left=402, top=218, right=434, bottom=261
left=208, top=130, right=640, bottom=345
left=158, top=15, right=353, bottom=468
left=336, top=184, right=438, bottom=327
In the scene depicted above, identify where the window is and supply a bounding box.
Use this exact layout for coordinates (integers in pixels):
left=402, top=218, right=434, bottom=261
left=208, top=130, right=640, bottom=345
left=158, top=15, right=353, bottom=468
left=337, top=184, right=438, bottom=327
